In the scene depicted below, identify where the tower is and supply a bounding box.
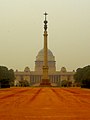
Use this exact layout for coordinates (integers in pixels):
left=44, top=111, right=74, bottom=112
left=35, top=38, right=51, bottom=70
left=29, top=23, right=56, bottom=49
left=40, top=12, right=51, bottom=86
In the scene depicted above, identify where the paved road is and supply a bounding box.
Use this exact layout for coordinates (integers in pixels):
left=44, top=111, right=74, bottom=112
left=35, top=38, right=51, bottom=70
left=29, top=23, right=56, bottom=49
left=0, top=87, right=90, bottom=120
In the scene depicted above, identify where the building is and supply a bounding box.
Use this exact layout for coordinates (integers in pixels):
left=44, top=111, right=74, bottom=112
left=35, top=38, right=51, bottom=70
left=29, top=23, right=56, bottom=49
left=14, top=13, right=75, bottom=87
left=14, top=48, right=75, bottom=86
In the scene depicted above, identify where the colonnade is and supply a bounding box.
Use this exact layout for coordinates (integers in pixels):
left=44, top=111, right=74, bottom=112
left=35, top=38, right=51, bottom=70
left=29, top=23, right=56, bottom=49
left=30, top=75, right=61, bottom=84
left=15, top=74, right=74, bottom=86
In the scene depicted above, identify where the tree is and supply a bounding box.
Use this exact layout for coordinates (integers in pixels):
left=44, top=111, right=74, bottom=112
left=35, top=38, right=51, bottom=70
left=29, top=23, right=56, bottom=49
left=61, top=80, right=68, bottom=87
left=74, top=68, right=83, bottom=86
left=0, top=66, right=15, bottom=88
left=8, top=69, right=15, bottom=86
left=0, top=79, right=10, bottom=88
left=74, top=65, right=90, bottom=88
left=19, top=80, right=30, bottom=87
left=0, top=66, right=9, bottom=80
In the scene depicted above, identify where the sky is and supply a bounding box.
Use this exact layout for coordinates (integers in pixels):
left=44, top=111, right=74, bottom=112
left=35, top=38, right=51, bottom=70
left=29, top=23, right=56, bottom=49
left=0, top=0, right=90, bottom=71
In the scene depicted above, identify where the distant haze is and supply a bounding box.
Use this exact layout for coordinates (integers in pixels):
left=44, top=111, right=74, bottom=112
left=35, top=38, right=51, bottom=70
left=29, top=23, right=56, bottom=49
left=0, top=0, right=90, bottom=71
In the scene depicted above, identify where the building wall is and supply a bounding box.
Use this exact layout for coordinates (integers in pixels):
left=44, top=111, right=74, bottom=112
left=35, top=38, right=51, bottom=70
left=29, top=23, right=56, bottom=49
left=14, top=70, right=75, bottom=86
left=14, top=49, right=75, bottom=86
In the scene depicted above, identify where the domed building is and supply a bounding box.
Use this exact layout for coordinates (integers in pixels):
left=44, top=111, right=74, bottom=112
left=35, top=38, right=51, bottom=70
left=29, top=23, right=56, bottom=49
left=14, top=48, right=75, bottom=86
left=14, top=14, right=75, bottom=86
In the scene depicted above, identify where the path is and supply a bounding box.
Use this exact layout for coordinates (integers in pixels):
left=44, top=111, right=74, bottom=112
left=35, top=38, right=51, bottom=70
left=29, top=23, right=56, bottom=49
left=0, top=87, right=90, bottom=120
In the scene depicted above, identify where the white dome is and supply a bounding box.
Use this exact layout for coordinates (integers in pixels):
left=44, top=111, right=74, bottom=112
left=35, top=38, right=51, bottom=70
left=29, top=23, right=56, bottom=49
left=36, top=49, right=55, bottom=61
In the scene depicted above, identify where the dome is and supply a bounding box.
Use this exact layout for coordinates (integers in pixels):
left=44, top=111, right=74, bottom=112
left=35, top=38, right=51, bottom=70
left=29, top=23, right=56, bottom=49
left=24, top=67, right=30, bottom=72
left=36, top=49, right=55, bottom=61
left=61, top=67, right=67, bottom=72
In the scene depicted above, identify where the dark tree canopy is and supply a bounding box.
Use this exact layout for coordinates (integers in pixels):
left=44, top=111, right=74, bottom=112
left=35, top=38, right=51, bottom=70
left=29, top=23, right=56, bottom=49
left=19, top=80, right=30, bottom=87
left=0, top=66, right=15, bottom=88
left=74, top=65, right=90, bottom=88
left=61, top=80, right=68, bottom=87
left=8, top=69, right=15, bottom=86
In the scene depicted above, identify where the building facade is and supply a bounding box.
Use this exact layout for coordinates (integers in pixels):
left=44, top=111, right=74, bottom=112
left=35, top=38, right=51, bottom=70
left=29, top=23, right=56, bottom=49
left=14, top=48, right=75, bottom=86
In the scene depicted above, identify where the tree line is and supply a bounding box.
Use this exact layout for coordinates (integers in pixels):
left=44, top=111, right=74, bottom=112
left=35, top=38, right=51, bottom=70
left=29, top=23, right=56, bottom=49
left=74, top=65, right=90, bottom=88
left=0, top=65, right=90, bottom=88
left=0, top=66, right=15, bottom=88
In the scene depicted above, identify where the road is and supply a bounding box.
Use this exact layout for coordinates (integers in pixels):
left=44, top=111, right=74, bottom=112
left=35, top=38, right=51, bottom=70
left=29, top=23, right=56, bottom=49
left=0, top=87, right=90, bottom=120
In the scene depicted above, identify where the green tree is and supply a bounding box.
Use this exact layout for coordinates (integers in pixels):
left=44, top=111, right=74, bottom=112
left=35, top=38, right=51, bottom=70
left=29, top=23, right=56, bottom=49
left=0, top=66, right=9, bottom=80
left=19, top=80, right=30, bottom=87
left=0, top=66, right=15, bottom=88
left=61, top=80, right=68, bottom=87
left=74, top=65, right=90, bottom=88
left=74, top=68, right=83, bottom=85
left=8, top=69, right=15, bottom=86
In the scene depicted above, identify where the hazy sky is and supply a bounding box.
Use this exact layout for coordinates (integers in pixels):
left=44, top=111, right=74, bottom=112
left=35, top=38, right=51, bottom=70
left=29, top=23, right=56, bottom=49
left=0, top=0, right=90, bottom=71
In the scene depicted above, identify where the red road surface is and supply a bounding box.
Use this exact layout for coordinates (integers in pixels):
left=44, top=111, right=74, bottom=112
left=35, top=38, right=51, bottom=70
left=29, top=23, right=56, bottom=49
left=0, top=87, right=90, bottom=120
